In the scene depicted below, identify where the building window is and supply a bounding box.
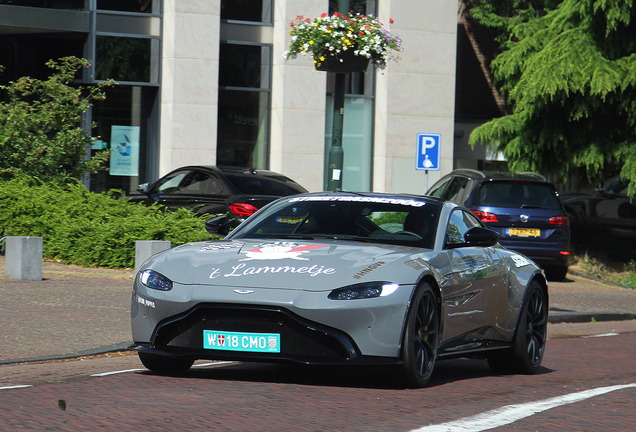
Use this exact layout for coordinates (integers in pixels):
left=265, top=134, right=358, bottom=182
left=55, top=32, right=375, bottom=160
left=217, top=43, right=271, bottom=169
left=0, top=0, right=84, bottom=9
left=90, top=86, right=159, bottom=194
left=96, top=0, right=160, bottom=13
left=324, top=97, right=374, bottom=191
left=95, top=36, right=159, bottom=83
left=219, top=43, right=270, bottom=89
left=221, top=0, right=272, bottom=24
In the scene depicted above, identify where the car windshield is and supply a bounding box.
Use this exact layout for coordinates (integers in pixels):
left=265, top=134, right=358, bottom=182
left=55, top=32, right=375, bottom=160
left=475, top=181, right=562, bottom=210
left=223, top=174, right=306, bottom=196
left=228, top=195, right=442, bottom=249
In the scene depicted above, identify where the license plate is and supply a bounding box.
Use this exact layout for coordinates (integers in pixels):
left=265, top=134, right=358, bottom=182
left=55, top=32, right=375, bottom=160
left=507, top=227, right=540, bottom=237
left=203, top=330, right=280, bottom=353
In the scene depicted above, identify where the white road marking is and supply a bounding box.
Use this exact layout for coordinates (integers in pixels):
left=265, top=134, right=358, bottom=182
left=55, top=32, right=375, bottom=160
left=192, top=361, right=234, bottom=368
left=91, top=368, right=146, bottom=377
left=90, top=361, right=235, bottom=377
left=582, top=333, right=620, bottom=338
left=411, top=383, right=636, bottom=432
left=0, top=385, right=32, bottom=390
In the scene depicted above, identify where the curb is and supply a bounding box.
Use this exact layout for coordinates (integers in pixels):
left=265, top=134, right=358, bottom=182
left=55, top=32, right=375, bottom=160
left=549, top=311, right=636, bottom=324
left=568, top=270, right=633, bottom=290
left=0, top=342, right=133, bottom=366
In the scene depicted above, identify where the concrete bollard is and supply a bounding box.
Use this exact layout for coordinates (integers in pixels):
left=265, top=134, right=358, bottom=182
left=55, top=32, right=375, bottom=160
left=5, top=236, right=43, bottom=281
left=135, top=240, right=171, bottom=273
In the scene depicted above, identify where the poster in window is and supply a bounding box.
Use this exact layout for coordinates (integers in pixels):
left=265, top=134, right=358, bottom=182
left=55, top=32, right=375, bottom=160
left=110, top=125, right=140, bottom=176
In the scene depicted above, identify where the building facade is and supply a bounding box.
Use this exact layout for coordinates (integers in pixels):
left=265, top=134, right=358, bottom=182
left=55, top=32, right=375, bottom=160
left=0, top=0, right=460, bottom=194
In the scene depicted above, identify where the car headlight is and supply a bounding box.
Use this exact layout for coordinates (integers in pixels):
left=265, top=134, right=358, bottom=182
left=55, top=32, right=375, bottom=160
left=140, top=270, right=173, bottom=291
left=328, top=282, right=399, bottom=300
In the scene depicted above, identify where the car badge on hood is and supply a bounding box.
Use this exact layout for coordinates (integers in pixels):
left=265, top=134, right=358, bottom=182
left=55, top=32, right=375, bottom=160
left=240, top=242, right=326, bottom=261
left=234, top=289, right=255, bottom=295
left=520, top=214, right=529, bottom=223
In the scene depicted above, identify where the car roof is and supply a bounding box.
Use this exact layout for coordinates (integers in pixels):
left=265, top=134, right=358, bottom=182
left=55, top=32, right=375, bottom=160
left=178, top=165, right=288, bottom=178
left=167, top=165, right=306, bottom=186
left=450, top=169, right=548, bottom=183
left=286, top=191, right=447, bottom=205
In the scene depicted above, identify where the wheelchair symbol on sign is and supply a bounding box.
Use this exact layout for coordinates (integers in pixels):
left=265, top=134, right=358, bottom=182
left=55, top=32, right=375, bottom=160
left=422, top=154, right=434, bottom=168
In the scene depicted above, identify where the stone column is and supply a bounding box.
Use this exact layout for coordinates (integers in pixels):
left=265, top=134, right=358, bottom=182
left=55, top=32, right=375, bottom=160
left=5, top=236, right=43, bottom=281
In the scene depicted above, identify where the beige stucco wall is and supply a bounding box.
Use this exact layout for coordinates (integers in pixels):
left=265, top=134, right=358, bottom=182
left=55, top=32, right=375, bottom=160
left=160, top=0, right=221, bottom=176
left=374, top=0, right=458, bottom=195
left=270, top=0, right=328, bottom=193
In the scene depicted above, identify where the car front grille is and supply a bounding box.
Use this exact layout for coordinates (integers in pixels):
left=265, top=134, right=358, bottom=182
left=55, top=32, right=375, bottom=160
left=150, top=304, right=359, bottom=364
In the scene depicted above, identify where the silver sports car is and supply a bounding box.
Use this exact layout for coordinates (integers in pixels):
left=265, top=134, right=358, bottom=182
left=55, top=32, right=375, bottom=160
left=131, top=192, right=549, bottom=388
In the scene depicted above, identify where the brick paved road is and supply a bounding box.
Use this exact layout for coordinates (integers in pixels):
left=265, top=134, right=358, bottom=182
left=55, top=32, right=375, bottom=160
left=1, top=333, right=635, bottom=431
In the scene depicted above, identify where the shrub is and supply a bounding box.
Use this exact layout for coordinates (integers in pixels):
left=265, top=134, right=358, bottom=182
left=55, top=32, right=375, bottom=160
left=0, top=176, right=218, bottom=268
left=0, top=57, right=116, bottom=182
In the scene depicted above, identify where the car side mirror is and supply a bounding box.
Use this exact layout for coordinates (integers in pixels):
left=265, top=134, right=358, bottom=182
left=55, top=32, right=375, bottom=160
left=205, top=216, right=232, bottom=236
left=137, top=182, right=149, bottom=193
left=464, top=227, right=500, bottom=247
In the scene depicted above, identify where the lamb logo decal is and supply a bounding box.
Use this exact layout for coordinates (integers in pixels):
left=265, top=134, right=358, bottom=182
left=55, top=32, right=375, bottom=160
left=240, top=242, right=326, bottom=261
left=207, top=242, right=336, bottom=279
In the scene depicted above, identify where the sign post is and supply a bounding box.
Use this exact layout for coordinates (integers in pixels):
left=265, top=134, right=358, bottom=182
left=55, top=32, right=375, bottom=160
left=416, top=133, right=441, bottom=192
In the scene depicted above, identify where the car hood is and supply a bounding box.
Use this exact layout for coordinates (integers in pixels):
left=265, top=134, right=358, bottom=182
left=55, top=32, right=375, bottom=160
left=140, top=239, right=430, bottom=291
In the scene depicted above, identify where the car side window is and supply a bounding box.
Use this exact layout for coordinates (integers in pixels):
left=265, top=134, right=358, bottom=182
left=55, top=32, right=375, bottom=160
left=446, top=209, right=480, bottom=246
left=428, top=178, right=451, bottom=198
left=606, top=176, right=628, bottom=195
left=175, top=171, right=225, bottom=195
left=151, top=171, right=190, bottom=194
left=445, top=177, right=471, bottom=204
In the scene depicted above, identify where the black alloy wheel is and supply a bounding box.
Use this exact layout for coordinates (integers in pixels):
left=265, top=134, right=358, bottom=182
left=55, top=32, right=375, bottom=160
left=488, top=280, right=548, bottom=374
left=394, top=282, right=439, bottom=388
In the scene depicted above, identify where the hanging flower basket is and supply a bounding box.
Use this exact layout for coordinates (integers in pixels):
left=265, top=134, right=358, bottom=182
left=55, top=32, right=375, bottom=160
left=315, top=47, right=371, bottom=73
left=284, top=12, right=402, bottom=71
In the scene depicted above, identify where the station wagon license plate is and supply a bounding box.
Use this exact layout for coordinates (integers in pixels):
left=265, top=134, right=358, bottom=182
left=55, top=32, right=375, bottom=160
left=203, top=330, right=280, bottom=353
left=507, top=227, right=540, bottom=237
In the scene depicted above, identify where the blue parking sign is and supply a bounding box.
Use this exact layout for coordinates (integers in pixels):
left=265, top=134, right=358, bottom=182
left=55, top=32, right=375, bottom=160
left=416, top=133, right=441, bottom=171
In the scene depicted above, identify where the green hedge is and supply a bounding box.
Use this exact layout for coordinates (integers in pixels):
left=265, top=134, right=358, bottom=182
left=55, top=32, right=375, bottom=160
left=0, top=176, right=218, bottom=268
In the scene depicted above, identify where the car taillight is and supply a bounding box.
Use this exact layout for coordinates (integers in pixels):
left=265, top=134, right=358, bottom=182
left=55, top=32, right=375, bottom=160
left=549, top=215, right=570, bottom=226
left=472, top=210, right=499, bottom=223
left=229, top=203, right=259, bottom=217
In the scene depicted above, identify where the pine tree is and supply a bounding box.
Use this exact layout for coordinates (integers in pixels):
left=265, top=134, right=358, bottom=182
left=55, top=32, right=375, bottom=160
left=468, top=0, right=636, bottom=196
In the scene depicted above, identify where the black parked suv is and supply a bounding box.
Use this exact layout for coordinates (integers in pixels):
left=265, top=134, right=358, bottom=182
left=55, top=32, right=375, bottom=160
left=426, top=169, right=571, bottom=281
